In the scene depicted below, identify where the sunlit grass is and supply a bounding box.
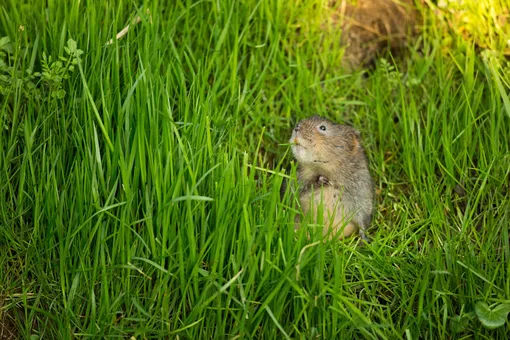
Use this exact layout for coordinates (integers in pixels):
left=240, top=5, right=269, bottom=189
left=433, top=0, right=510, bottom=55
left=0, top=0, right=509, bottom=338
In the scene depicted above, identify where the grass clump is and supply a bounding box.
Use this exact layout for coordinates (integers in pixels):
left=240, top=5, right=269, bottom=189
left=0, top=0, right=509, bottom=338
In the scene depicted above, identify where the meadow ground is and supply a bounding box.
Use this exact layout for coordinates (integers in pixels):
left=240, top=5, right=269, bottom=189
left=0, top=0, right=509, bottom=338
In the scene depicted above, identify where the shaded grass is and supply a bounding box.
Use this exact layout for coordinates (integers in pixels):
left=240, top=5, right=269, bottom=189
left=0, top=0, right=509, bottom=338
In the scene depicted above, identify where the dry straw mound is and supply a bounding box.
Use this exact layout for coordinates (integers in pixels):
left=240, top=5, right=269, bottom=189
left=330, top=0, right=510, bottom=69
left=333, top=0, right=420, bottom=69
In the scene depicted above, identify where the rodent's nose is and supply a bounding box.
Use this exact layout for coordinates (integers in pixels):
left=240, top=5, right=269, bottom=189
left=294, top=125, right=301, bottom=132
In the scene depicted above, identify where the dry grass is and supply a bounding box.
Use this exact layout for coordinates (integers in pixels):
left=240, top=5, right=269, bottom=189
left=0, top=305, right=17, bottom=340
left=333, top=0, right=420, bottom=69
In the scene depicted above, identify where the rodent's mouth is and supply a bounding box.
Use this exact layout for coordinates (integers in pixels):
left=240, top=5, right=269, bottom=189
left=290, top=135, right=311, bottom=157
left=290, top=134, right=304, bottom=146
left=291, top=140, right=305, bottom=150
left=291, top=142, right=308, bottom=159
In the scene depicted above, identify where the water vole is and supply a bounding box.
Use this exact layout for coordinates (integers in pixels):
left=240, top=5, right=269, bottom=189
left=290, top=115, right=375, bottom=241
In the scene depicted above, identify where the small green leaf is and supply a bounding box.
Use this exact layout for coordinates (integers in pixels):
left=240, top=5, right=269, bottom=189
left=0, top=36, right=12, bottom=53
left=451, top=312, right=475, bottom=333
left=475, top=302, right=510, bottom=329
left=67, top=39, right=77, bottom=53
left=0, top=36, right=10, bottom=47
left=52, top=89, right=66, bottom=99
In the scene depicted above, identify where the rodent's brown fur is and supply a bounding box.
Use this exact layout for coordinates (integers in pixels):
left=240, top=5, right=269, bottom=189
left=290, top=115, right=375, bottom=241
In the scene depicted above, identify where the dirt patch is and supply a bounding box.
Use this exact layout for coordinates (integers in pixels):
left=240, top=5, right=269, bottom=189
left=331, top=0, right=421, bottom=69
left=0, top=304, right=18, bottom=340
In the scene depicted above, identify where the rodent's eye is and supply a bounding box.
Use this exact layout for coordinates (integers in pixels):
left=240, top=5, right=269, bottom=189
left=319, top=125, right=326, bottom=131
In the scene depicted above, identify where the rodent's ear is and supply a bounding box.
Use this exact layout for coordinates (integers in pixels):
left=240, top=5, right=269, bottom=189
left=350, top=128, right=361, bottom=139
left=347, top=130, right=361, bottom=152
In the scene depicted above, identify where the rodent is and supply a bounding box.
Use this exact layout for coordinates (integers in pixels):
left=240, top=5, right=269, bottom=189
left=289, top=115, right=375, bottom=242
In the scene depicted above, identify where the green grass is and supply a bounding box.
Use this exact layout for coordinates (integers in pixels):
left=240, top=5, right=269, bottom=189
left=1, top=0, right=509, bottom=338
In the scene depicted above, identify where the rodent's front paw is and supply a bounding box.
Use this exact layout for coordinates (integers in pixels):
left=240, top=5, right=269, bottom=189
left=317, top=175, right=331, bottom=186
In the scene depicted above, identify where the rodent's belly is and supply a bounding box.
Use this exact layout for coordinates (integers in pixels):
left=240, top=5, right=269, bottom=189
left=299, top=187, right=358, bottom=238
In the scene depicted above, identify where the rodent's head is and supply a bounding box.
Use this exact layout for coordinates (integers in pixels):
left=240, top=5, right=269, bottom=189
left=290, top=115, right=363, bottom=166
